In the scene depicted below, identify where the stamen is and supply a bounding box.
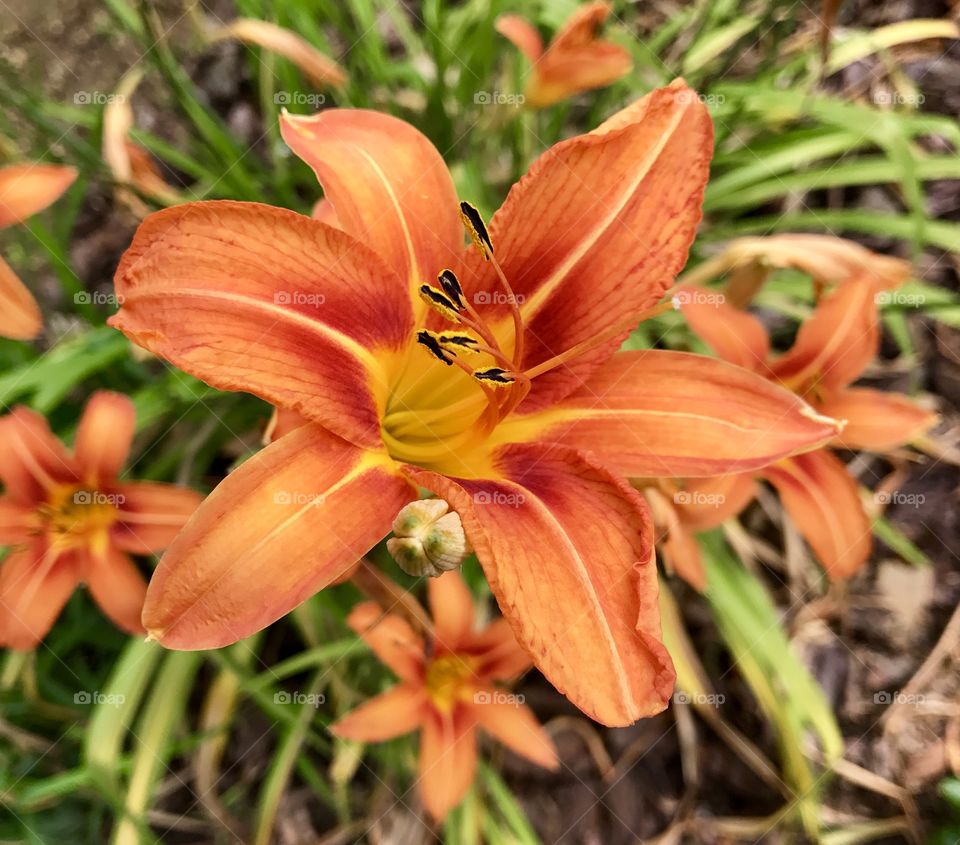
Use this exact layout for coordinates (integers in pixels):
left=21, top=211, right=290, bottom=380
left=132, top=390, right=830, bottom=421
left=473, top=367, right=516, bottom=387
left=418, top=285, right=461, bottom=323
left=437, top=269, right=465, bottom=309
left=438, top=332, right=481, bottom=354
left=417, top=330, right=454, bottom=365
left=459, top=201, right=494, bottom=260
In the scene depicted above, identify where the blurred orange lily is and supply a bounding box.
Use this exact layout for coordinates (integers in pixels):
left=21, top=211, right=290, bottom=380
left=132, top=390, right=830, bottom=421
left=496, top=1, right=632, bottom=108
left=109, top=80, right=840, bottom=725
left=0, top=392, right=203, bottom=648
left=0, top=163, right=77, bottom=340
left=678, top=272, right=936, bottom=580
left=333, top=571, right=558, bottom=820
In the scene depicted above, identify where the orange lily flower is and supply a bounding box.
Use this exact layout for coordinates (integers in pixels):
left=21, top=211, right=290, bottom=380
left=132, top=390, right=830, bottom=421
left=108, top=80, right=840, bottom=725
left=333, top=571, right=558, bottom=820
left=0, top=162, right=77, bottom=340
left=678, top=270, right=937, bottom=581
left=0, top=392, right=203, bottom=648
left=496, top=1, right=632, bottom=108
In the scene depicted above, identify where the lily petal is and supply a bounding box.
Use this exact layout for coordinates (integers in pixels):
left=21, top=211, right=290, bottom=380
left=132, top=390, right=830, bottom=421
left=85, top=546, right=147, bottom=635
left=141, top=425, right=415, bottom=649
left=677, top=286, right=771, bottom=372
left=494, top=14, right=544, bottom=63
left=331, top=683, right=427, bottom=741
left=0, top=256, right=43, bottom=341
left=427, top=571, right=476, bottom=651
left=110, top=201, right=412, bottom=448
left=0, top=407, right=79, bottom=504
left=111, top=482, right=204, bottom=554
left=0, top=497, right=35, bottom=544
left=762, top=450, right=871, bottom=580
left=419, top=708, right=477, bottom=821
left=769, top=278, right=878, bottom=393
left=347, top=601, right=424, bottom=684
left=466, top=689, right=558, bottom=769
left=409, top=443, right=675, bottom=727
left=280, top=109, right=462, bottom=309
left=75, top=391, right=136, bottom=485
left=463, top=80, right=712, bottom=410
left=465, top=617, right=534, bottom=681
left=675, top=474, right=758, bottom=532
left=644, top=489, right=706, bottom=590
left=0, top=163, right=77, bottom=228
left=496, top=350, right=841, bottom=477
left=0, top=543, right=80, bottom=650
left=817, top=388, right=937, bottom=452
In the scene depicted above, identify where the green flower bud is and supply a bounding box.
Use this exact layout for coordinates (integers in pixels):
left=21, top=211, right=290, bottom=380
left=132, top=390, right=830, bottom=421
left=387, top=499, right=470, bottom=578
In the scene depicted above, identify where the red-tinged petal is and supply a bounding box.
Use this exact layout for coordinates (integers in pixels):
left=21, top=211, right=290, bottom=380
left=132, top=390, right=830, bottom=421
left=762, top=450, right=871, bottom=580
left=85, top=546, right=146, bottom=635
left=347, top=601, right=425, bottom=684
left=331, top=683, right=427, bottom=741
left=0, top=407, right=78, bottom=504
left=675, top=474, right=758, bottom=532
left=817, top=388, right=937, bottom=452
left=110, top=201, right=412, bottom=449
left=0, top=163, right=77, bottom=228
left=769, top=279, right=878, bottom=393
left=74, top=391, right=136, bottom=485
left=465, top=690, right=559, bottom=769
left=0, top=543, right=80, bottom=650
left=141, top=425, right=415, bottom=649
left=462, top=80, right=712, bottom=410
left=465, top=617, right=533, bottom=681
left=495, top=14, right=544, bottom=63
left=408, top=443, right=675, bottom=727
left=280, top=109, right=462, bottom=309
left=495, top=350, right=841, bottom=478
left=418, top=708, right=477, bottom=821
left=0, top=255, right=42, bottom=341
left=677, top=286, right=771, bottom=372
left=427, top=571, right=476, bottom=652
left=0, top=497, right=36, bottom=544
left=110, top=482, right=203, bottom=554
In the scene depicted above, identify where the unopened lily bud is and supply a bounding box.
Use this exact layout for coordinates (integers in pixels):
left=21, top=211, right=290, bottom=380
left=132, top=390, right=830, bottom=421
left=387, top=499, right=470, bottom=578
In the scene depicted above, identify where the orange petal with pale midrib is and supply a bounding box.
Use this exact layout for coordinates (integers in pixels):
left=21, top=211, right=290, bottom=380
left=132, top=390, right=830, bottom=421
left=408, top=443, right=675, bottom=727
left=496, top=350, right=841, bottom=477
left=418, top=708, right=477, bottom=821
left=111, top=481, right=203, bottom=554
left=465, top=688, right=559, bottom=769
left=331, top=683, right=427, bottom=742
left=85, top=545, right=147, bottom=635
left=141, top=425, right=415, bottom=649
left=0, top=406, right=79, bottom=504
left=346, top=601, right=424, bottom=684
left=74, top=391, right=136, bottom=485
left=817, top=388, right=937, bottom=452
left=110, top=201, right=412, bottom=449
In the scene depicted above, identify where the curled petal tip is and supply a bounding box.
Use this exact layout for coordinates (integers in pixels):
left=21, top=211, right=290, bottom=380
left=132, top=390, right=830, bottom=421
left=144, top=628, right=163, bottom=643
